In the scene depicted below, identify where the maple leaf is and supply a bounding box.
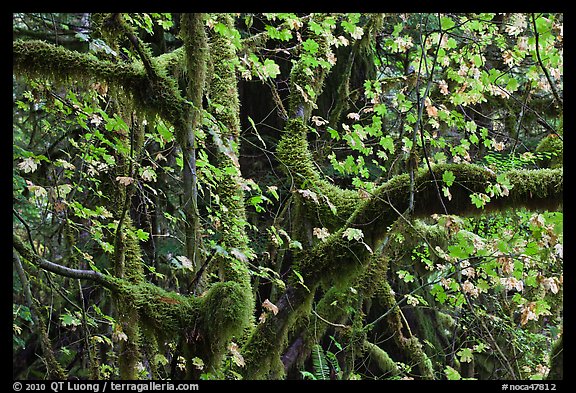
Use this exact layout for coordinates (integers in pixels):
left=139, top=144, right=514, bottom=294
left=191, top=357, right=204, bottom=370
left=116, top=176, right=135, bottom=186
left=176, top=255, right=193, bottom=270
left=426, top=103, right=438, bottom=118
left=519, top=302, right=537, bottom=326
left=313, top=227, right=331, bottom=241
left=337, top=35, right=349, bottom=47
left=18, top=157, right=38, bottom=173
left=346, top=112, right=360, bottom=121
left=502, top=50, right=515, bottom=67
left=296, top=189, right=319, bottom=204
left=258, top=312, right=267, bottom=324
left=140, top=167, right=157, bottom=182
left=457, top=348, right=474, bottom=363
left=351, top=26, right=364, bottom=40
left=112, top=324, right=128, bottom=342
left=311, top=116, right=328, bottom=126
left=505, top=14, right=527, bottom=36
left=438, top=80, right=450, bottom=95
left=262, top=299, right=279, bottom=315
left=342, top=227, right=364, bottom=242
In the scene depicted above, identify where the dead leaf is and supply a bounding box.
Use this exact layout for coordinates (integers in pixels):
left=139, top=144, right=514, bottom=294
left=258, top=312, right=267, bottom=324
left=18, top=157, right=38, bottom=173
left=313, top=227, right=331, bottom=241
left=228, top=342, right=245, bottom=367
left=262, top=299, right=278, bottom=315
left=116, top=176, right=135, bottom=186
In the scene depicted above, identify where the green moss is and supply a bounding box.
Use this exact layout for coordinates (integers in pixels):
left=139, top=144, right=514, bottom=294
left=547, top=334, right=563, bottom=380
left=208, top=14, right=241, bottom=139
left=201, top=14, right=254, bottom=302
left=536, top=135, right=563, bottom=169
left=363, top=340, right=400, bottom=377
left=287, top=28, right=332, bottom=120
left=188, top=281, right=254, bottom=373
left=505, top=168, right=563, bottom=210
left=403, top=336, right=435, bottom=379
left=242, top=287, right=314, bottom=379
left=202, top=281, right=253, bottom=341
left=13, top=39, right=189, bottom=133
left=123, top=221, right=146, bottom=283
left=242, top=321, right=283, bottom=379
left=155, top=47, right=185, bottom=79
left=276, top=118, right=360, bottom=231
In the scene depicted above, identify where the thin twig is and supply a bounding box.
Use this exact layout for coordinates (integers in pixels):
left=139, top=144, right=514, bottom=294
left=531, top=13, right=562, bottom=107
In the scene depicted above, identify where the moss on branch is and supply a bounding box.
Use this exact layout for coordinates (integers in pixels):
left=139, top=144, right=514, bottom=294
left=13, top=39, right=188, bottom=131
left=292, top=163, right=562, bottom=287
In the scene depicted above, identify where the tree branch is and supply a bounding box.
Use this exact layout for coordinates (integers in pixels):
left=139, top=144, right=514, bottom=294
left=13, top=234, right=117, bottom=290
left=13, top=39, right=188, bottom=130
left=531, top=13, right=563, bottom=108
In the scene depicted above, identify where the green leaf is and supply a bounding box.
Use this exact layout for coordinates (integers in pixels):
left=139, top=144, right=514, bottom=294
left=442, top=170, right=456, bottom=187
left=302, top=39, right=319, bottom=54
left=248, top=116, right=267, bottom=148
left=445, top=366, right=462, bottom=380
left=60, top=313, right=81, bottom=327
left=440, top=16, right=456, bottom=30
left=300, top=371, right=317, bottom=380
left=134, top=228, right=150, bottom=242
left=506, top=77, right=519, bottom=92
left=293, top=270, right=310, bottom=292
left=457, top=348, right=474, bottom=363
left=379, top=136, right=395, bottom=153
left=289, top=240, right=303, bottom=250
left=343, top=227, right=364, bottom=242
left=157, top=121, right=173, bottom=142
left=327, top=127, right=340, bottom=141
left=397, top=270, right=415, bottom=283
left=374, top=104, right=387, bottom=116
left=263, top=59, right=281, bottom=79
left=431, top=284, right=448, bottom=304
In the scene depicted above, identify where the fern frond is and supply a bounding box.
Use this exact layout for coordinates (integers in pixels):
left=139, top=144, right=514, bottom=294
left=312, top=344, right=330, bottom=380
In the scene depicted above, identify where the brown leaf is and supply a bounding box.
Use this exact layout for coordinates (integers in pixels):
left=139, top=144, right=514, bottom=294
left=258, top=312, right=267, bottom=324
left=228, top=342, right=245, bottom=367
left=116, top=176, right=135, bottom=186
left=262, top=299, right=278, bottom=315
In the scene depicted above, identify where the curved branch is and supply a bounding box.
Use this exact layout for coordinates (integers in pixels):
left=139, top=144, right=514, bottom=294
left=12, top=234, right=118, bottom=290
left=13, top=251, right=68, bottom=380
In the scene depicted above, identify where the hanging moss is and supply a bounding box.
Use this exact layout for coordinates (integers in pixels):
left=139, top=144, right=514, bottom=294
left=205, top=14, right=253, bottom=294
left=208, top=14, right=241, bottom=139
left=13, top=39, right=189, bottom=133
left=199, top=281, right=253, bottom=367
left=401, top=336, right=435, bottom=379
left=155, top=47, right=185, bottom=79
